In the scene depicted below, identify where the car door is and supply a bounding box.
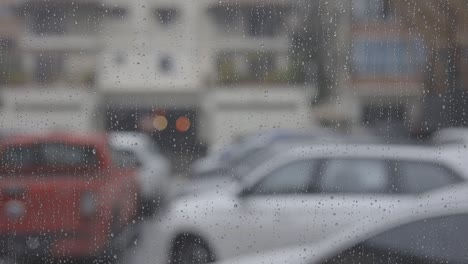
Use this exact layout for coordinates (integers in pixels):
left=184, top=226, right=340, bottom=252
left=236, top=159, right=318, bottom=254
left=310, top=158, right=405, bottom=239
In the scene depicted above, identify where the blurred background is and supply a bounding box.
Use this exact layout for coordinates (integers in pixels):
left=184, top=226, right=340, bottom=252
left=1, top=0, right=468, bottom=262
left=1, top=0, right=467, bottom=167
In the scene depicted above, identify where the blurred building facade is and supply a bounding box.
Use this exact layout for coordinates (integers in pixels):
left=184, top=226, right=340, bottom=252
left=299, top=0, right=426, bottom=135
left=392, top=0, right=468, bottom=132
left=0, top=0, right=22, bottom=86
left=2, top=0, right=463, bottom=139
left=16, top=0, right=104, bottom=86
left=97, top=0, right=304, bottom=152
left=97, top=0, right=296, bottom=92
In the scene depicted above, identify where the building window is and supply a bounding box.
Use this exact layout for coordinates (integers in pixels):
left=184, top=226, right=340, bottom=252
left=155, top=8, right=178, bottom=26
left=159, top=56, right=173, bottom=73
left=30, top=8, right=66, bottom=35
left=247, top=7, right=283, bottom=37
left=114, top=52, right=125, bottom=65
left=107, top=7, right=127, bottom=20
left=352, top=0, right=393, bottom=21
left=35, top=52, right=64, bottom=83
left=352, top=40, right=412, bottom=78
left=210, top=6, right=243, bottom=34
left=249, top=52, right=274, bottom=80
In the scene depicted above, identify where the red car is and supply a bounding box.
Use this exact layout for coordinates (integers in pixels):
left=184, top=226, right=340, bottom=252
left=0, top=133, right=140, bottom=262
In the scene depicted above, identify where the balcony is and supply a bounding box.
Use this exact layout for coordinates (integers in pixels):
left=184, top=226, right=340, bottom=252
left=206, top=36, right=288, bottom=52
left=19, top=34, right=100, bottom=51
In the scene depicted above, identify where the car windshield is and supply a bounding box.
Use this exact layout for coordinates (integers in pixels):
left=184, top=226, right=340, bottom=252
left=1, top=0, right=467, bottom=263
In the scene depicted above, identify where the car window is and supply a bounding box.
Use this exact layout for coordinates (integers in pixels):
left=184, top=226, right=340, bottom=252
left=249, top=160, right=316, bottom=195
left=323, top=214, right=468, bottom=264
left=1, top=143, right=98, bottom=169
left=1, top=145, right=38, bottom=167
left=41, top=143, right=98, bottom=167
left=397, top=161, right=460, bottom=193
left=320, top=159, right=390, bottom=194
left=234, top=147, right=278, bottom=178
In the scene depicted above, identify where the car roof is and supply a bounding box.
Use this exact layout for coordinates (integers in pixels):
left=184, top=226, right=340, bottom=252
left=237, top=142, right=468, bottom=185
left=282, top=143, right=463, bottom=163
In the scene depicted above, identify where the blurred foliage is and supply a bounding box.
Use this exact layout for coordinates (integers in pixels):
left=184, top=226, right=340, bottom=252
left=217, top=51, right=303, bottom=85
left=82, top=71, right=96, bottom=87
left=0, top=45, right=25, bottom=85
left=3, top=71, right=28, bottom=85
left=217, top=58, right=238, bottom=84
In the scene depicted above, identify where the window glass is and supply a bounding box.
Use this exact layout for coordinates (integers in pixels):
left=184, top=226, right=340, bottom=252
left=155, top=8, right=178, bottom=26
left=352, top=40, right=412, bottom=77
left=41, top=143, right=98, bottom=167
left=1, top=145, right=37, bottom=167
left=1, top=143, right=98, bottom=170
left=324, top=214, right=468, bottom=264
left=2, top=0, right=468, bottom=262
left=250, top=160, right=316, bottom=195
left=320, top=159, right=389, bottom=193
left=398, top=162, right=459, bottom=193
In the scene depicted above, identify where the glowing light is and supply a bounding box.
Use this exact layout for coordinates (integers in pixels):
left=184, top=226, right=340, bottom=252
left=153, top=116, right=168, bottom=131
left=175, top=116, right=191, bottom=132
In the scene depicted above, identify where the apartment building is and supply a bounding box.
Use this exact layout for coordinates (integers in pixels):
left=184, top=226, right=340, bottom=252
left=97, top=0, right=296, bottom=92
left=97, top=0, right=303, bottom=150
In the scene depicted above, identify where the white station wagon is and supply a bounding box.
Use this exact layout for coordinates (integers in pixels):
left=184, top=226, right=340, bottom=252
left=150, top=143, right=468, bottom=264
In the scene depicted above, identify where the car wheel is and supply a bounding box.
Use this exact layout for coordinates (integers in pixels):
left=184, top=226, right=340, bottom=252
left=171, top=235, right=214, bottom=264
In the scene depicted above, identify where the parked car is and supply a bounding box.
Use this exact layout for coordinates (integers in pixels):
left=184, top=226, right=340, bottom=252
left=0, top=132, right=140, bottom=262
left=190, top=128, right=335, bottom=177
left=182, top=133, right=388, bottom=198
left=183, top=129, right=347, bottom=198
left=109, top=132, right=171, bottom=215
left=216, top=184, right=468, bottom=264
left=152, top=143, right=468, bottom=264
